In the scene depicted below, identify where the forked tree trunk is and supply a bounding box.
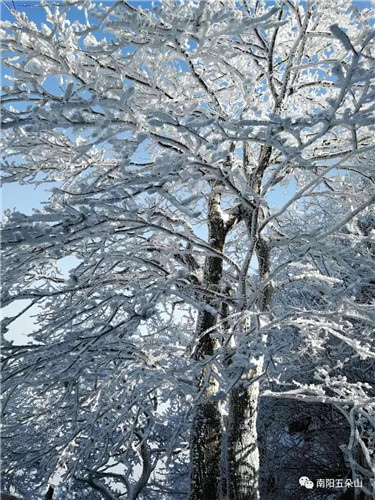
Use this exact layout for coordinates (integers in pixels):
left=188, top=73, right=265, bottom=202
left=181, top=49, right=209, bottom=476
left=226, top=142, right=273, bottom=498
left=190, top=190, right=228, bottom=500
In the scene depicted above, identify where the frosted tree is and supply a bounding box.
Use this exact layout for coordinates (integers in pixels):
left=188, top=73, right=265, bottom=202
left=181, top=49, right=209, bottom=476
left=1, top=0, right=374, bottom=499
left=258, top=158, right=375, bottom=498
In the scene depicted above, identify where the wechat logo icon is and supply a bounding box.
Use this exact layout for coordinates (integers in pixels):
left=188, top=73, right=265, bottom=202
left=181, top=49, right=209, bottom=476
left=299, top=476, right=314, bottom=489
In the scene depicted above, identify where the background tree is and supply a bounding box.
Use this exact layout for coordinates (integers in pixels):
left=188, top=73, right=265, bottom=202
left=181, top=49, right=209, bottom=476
left=1, top=0, right=374, bottom=498
left=258, top=162, right=375, bottom=498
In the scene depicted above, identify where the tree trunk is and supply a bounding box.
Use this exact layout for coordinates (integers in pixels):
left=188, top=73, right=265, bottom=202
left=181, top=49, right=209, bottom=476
left=190, top=190, right=227, bottom=500
left=226, top=141, right=272, bottom=500
left=226, top=237, right=272, bottom=499
left=226, top=378, right=262, bottom=500
left=190, top=387, right=223, bottom=500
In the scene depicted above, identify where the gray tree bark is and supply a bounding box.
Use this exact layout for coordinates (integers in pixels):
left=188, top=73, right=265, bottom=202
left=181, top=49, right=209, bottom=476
left=226, top=380, right=262, bottom=500
left=189, top=188, right=230, bottom=500
left=226, top=145, right=273, bottom=500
